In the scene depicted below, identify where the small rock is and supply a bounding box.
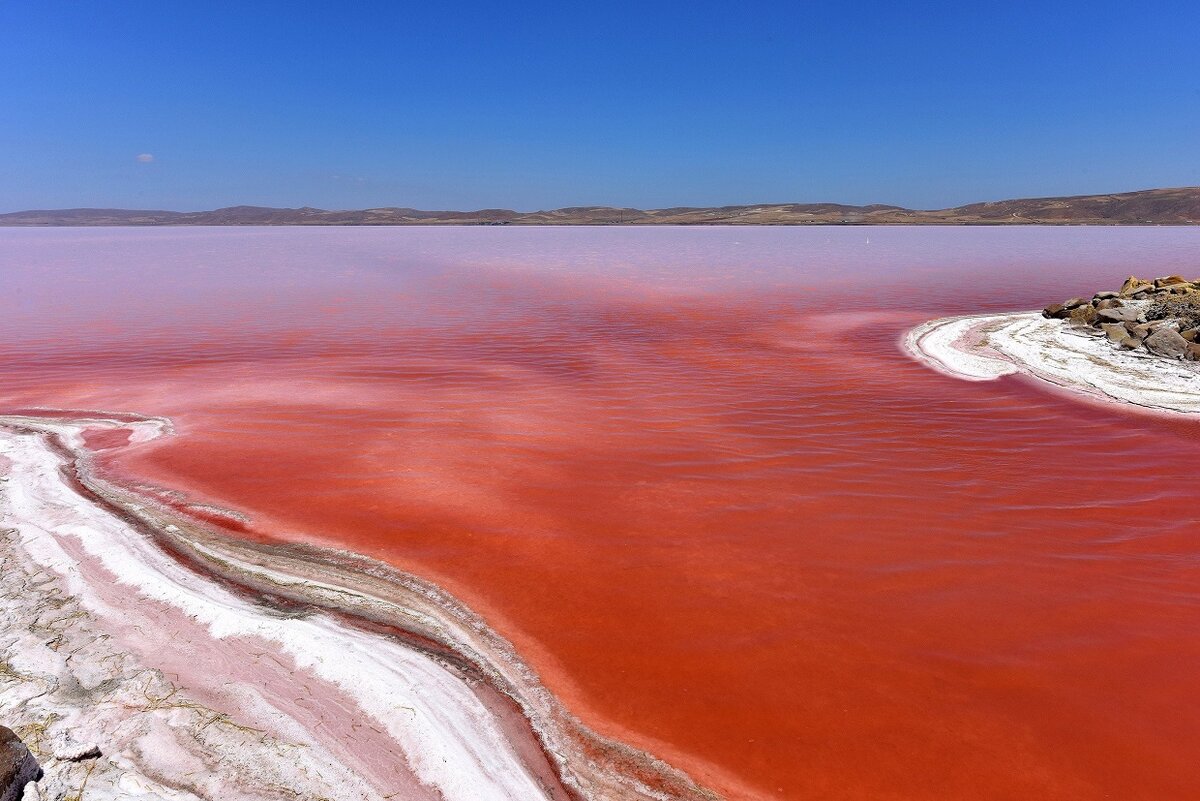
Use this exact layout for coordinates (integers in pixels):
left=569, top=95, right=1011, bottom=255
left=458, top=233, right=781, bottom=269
left=1119, top=336, right=1144, bottom=350
left=0, top=727, right=40, bottom=801
left=1042, top=302, right=1067, bottom=319
left=1093, top=291, right=1119, bottom=300
left=1145, top=327, right=1189, bottom=359
left=1181, top=328, right=1199, bottom=342
left=1095, top=298, right=1120, bottom=310
left=49, top=740, right=100, bottom=763
left=1062, top=297, right=1089, bottom=310
left=1187, top=343, right=1200, bottom=361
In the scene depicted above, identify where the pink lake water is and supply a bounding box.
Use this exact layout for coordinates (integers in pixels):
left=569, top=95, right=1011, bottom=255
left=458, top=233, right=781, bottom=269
left=2, top=225, right=1199, bottom=800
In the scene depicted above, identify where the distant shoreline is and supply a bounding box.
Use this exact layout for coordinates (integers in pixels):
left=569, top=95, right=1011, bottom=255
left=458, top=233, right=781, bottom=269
left=3, top=186, right=1199, bottom=227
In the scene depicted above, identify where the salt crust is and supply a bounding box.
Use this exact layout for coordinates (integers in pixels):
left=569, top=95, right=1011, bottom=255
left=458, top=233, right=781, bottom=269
left=904, top=312, right=1200, bottom=414
left=2, top=406, right=730, bottom=801
left=1, top=417, right=560, bottom=800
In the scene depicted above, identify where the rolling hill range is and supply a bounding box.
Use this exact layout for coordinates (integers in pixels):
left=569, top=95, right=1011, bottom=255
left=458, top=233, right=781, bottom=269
left=3, top=187, right=1199, bottom=226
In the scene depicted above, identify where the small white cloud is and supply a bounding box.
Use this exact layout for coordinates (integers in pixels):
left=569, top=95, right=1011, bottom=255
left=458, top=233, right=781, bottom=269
left=136, top=153, right=155, bottom=163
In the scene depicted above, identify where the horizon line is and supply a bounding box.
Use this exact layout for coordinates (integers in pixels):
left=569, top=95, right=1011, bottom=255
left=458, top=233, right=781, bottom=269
left=4, top=184, right=1200, bottom=218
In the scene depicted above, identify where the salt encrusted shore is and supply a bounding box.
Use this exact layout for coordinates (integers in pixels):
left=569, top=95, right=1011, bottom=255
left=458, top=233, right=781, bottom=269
left=0, top=413, right=718, bottom=801
left=903, top=312, right=1200, bottom=414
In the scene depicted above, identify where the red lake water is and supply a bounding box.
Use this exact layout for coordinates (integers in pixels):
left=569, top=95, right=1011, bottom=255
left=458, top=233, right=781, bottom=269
left=2, top=226, right=1199, bottom=800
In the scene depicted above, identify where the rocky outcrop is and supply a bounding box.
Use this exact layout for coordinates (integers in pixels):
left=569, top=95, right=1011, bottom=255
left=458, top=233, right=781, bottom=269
left=1043, top=275, right=1200, bottom=361
left=0, top=727, right=39, bottom=801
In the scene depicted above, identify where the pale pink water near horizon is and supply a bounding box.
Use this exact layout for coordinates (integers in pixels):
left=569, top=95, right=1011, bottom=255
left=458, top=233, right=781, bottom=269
left=3, top=225, right=1200, bottom=799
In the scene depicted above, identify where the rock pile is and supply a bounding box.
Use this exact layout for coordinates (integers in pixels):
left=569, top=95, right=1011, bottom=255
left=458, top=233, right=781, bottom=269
left=1042, top=275, right=1200, bottom=360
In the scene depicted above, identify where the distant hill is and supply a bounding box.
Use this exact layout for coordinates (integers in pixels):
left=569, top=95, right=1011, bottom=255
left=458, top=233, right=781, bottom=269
left=3, top=187, right=1199, bottom=226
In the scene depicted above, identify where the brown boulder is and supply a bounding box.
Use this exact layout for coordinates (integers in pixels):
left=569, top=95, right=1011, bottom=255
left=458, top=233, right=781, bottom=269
left=1042, top=302, right=1067, bottom=319
left=1154, top=275, right=1189, bottom=288
left=1069, top=305, right=1099, bottom=325
left=1093, top=291, right=1120, bottom=300
left=1145, top=328, right=1189, bottom=359
left=1100, top=323, right=1129, bottom=343
left=0, top=726, right=39, bottom=801
left=1119, top=336, right=1144, bottom=350
left=1181, top=328, right=1199, bottom=342
left=1187, top=343, right=1200, bottom=361
left=1120, top=276, right=1154, bottom=296
left=1062, top=297, right=1089, bottom=310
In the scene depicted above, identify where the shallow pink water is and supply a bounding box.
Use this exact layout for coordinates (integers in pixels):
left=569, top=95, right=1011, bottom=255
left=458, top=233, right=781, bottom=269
left=2, top=226, right=1199, bottom=800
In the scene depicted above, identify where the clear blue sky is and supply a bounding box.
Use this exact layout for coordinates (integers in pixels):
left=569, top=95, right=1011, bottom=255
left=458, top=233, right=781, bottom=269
left=2, top=1, right=1198, bottom=212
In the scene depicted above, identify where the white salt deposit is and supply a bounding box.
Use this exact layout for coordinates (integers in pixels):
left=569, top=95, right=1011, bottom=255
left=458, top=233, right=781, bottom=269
left=904, top=312, right=1200, bottom=415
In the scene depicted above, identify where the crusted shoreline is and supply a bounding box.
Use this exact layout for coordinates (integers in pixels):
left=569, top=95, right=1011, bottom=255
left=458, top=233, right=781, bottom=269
left=0, top=412, right=719, bottom=801
left=903, top=311, right=1200, bottom=415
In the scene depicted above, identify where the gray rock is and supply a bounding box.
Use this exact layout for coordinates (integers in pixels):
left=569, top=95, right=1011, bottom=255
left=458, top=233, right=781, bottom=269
left=1062, top=297, right=1088, bottom=310
left=1097, top=306, right=1144, bottom=324
left=0, top=727, right=40, bottom=801
left=1093, top=291, right=1120, bottom=300
left=1145, top=328, right=1189, bottom=359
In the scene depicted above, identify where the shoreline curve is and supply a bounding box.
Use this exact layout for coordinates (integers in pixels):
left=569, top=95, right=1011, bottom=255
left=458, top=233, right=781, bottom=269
left=902, top=312, right=1200, bottom=415
left=0, top=410, right=722, bottom=801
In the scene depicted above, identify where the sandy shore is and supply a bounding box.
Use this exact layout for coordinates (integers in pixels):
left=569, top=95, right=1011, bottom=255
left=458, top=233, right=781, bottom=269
left=903, top=312, right=1200, bottom=414
left=0, top=413, right=717, bottom=801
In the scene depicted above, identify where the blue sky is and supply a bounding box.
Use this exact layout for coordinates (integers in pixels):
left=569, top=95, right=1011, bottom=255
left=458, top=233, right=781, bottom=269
left=2, top=1, right=1198, bottom=211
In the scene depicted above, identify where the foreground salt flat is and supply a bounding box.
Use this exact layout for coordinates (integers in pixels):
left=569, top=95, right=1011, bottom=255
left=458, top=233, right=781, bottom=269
left=904, top=312, right=1200, bottom=414
left=0, top=414, right=717, bottom=801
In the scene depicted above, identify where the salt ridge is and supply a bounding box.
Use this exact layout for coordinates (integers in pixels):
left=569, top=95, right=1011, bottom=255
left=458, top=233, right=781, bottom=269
left=903, top=312, right=1200, bottom=414
left=0, top=413, right=720, bottom=801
